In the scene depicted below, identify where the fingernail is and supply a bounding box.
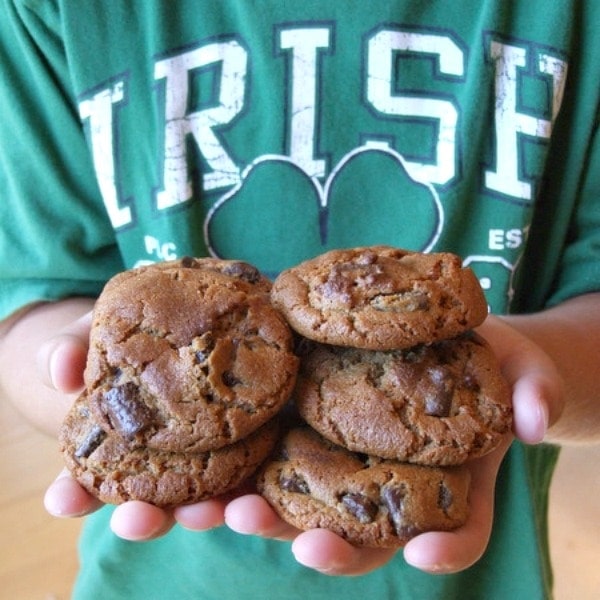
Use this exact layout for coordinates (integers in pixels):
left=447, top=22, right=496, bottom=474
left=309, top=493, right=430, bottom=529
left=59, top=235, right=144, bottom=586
left=48, top=346, right=60, bottom=390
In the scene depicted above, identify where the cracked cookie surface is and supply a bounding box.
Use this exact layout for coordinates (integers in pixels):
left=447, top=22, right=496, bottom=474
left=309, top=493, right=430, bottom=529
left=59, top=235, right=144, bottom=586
left=60, top=394, right=279, bottom=507
left=84, top=258, right=299, bottom=452
left=271, top=246, right=488, bottom=350
left=257, top=427, right=470, bottom=548
left=295, top=333, right=512, bottom=465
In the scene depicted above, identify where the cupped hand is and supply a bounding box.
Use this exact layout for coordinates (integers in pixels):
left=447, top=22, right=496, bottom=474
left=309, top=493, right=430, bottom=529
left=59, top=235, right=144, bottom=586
left=40, top=309, right=227, bottom=540
left=42, top=312, right=564, bottom=570
left=225, top=314, right=565, bottom=575
left=43, top=468, right=228, bottom=540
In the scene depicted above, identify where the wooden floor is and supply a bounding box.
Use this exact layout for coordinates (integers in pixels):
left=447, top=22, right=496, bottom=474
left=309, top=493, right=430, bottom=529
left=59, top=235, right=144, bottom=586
left=1, top=395, right=599, bottom=600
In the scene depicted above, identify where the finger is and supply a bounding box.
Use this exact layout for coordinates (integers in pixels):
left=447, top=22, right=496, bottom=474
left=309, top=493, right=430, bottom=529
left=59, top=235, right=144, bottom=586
left=44, top=468, right=103, bottom=517
left=510, top=371, right=553, bottom=444
left=37, top=311, right=93, bottom=393
left=403, top=436, right=511, bottom=574
left=291, top=529, right=396, bottom=576
left=174, top=498, right=227, bottom=531
left=110, top=501, right=175, bottom=541
left=477, top=316, right=563, bottom=444
left=224, top=494, right=300, bottom=541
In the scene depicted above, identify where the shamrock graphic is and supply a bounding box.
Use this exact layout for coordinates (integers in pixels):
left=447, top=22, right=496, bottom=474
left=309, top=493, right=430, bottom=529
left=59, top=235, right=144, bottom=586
left=204, top=143, right=443, bottom=276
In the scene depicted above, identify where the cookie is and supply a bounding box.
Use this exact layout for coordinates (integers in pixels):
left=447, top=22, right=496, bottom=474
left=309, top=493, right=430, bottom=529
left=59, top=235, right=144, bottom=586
left=135, top=256, right=273, bottom=293
left=271, top=246, right=488, bottom=350
left=84, top=258, right=299, bottom=452
left=257, top=427, right=470, bottom=548
left=294, top=333, right=511, bottom=465
left=60, top=394, right=280, bottom=508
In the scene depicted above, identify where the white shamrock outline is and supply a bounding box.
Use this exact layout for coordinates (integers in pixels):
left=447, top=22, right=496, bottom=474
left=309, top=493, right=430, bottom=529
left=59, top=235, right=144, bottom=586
left=463, top=254, right=520, bottom=311
left=204, top=142, right=444, bottom=256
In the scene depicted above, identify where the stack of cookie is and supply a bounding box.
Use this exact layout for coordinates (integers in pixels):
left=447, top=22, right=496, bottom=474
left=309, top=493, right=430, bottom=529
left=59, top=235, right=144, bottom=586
left=259, top=246, right=512, bottom=548
left=59, top=257, right=299, bottom=508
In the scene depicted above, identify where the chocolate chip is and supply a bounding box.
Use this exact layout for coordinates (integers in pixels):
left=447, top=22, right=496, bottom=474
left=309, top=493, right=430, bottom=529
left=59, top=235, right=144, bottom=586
left=463, top=372, right=481, bottom=392
left=194, top=333, right=215, bottom=362
left=222, top=371, right=241, bottom=387
left=195, top=350, right=208, bottom=363
left=318, top=266, right=354, bottom=302
left=101, top=382, right=154, bottom=439
left=382, top=485, right=420, bottom=538
left=402, top=347, right=424, bottom=363
left=355, top=452, right=371, bottom=466
left=222, top=261, right=261, bottom=283
left=276, top=447, right=290, bottom=461
left=424, top=366, right=455, bottom=417
left=280, top=473, right=310, bottom=494
left=75, top=424, right=107, bottom=459
left=181, top=256, right=198, bottom=268
left=382, top=485, right=406, bottom=527
left=341, top=493, right=378, bottom=523
left=438, top=482, right=453, bottom=512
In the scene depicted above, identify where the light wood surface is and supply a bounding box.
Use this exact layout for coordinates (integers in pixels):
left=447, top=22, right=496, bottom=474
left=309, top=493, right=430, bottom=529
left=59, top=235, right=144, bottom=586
left=1, top=394, right=599, bottom=600
left=0, top=397, right=80, bottom=600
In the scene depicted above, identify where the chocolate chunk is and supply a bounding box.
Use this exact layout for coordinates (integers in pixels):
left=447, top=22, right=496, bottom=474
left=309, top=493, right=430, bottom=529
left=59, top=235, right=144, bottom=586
left=341, top=493, right=378, bottom=523
left=382, top=485, right=406, bottom=529
left=195, top=350, right=209, bottom=363
left=180, top=256, right=198, bottom=268
left=382, top=485, right=420, bottom=538
left=222, top=371, right=241, bottom=387
left=194, top=333, right=215, bottom=364
left=424, top=366, right=455, bottom=417
left=438, top=481, right=453, bottom=512
left=280, top=473, right=310, bottom=494
left=318, top=266, right=354, bottom=303
left=222, top=261, right=261, bottom=283
left=75, top=424, right=107, bottom=459
left=463, top=372, right=481, bottom=392
left=101, top=382, right=154, bottom=439
left=276, top=447, right=290, bottom=462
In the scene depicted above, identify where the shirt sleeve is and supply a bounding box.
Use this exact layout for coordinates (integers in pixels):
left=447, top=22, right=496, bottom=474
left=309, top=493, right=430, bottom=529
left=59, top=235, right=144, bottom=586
left=0, top=1, right=123, bottom=320
left=545, top=111, right=600, bottom=307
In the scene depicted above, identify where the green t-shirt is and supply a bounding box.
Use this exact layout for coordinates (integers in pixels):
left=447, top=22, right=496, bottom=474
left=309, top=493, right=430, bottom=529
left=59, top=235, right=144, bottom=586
left=1, top=1, right=599, bottom=598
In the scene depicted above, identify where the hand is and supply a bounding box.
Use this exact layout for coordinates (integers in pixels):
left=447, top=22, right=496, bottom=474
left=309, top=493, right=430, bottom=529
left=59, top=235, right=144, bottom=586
left=43, top=311, right=564, bottom=571
left=44, top=467, right=229, bottom=540
left=223, top=314, right=564, bottom=575
left=40, top=309, right=231, bottom=539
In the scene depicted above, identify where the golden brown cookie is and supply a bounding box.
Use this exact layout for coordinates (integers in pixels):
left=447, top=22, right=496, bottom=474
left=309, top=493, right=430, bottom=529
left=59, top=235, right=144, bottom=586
left=144, top=256, right=273, bottom=292
left=271, top=246, right=488, bottom=350
left=257, top=427, right=470, bottom=548
left=294, top=333, right=512, bottom=465
left=60, top=394, right=279, bottom=508
left=84, top=258, right=298, bottom=452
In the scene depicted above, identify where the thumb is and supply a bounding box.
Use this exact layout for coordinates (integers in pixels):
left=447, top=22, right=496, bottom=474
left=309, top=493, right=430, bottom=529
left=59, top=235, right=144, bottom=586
left=37, top=311, right=93, bottom=393
left=477, top=316, right=564, bottom=444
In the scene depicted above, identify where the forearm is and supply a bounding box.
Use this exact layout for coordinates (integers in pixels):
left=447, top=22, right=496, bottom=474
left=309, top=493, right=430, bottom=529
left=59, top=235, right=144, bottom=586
left=503, top=292, right=600, bottom=445
left=0, top=297, right=95, bottom=436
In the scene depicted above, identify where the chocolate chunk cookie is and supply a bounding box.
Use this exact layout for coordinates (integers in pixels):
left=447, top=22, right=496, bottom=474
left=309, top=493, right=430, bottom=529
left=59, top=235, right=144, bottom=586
left=85, top=258, right=299, bottom=452
left=271, top=246, right=488, bottom=350
left=141, top=256, right=273, bottom=293
left=60, top=394, right=279, bottom=507
left=295, top=333, right=511, bottom=465
left=257, top=427, right=470, bottom=548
